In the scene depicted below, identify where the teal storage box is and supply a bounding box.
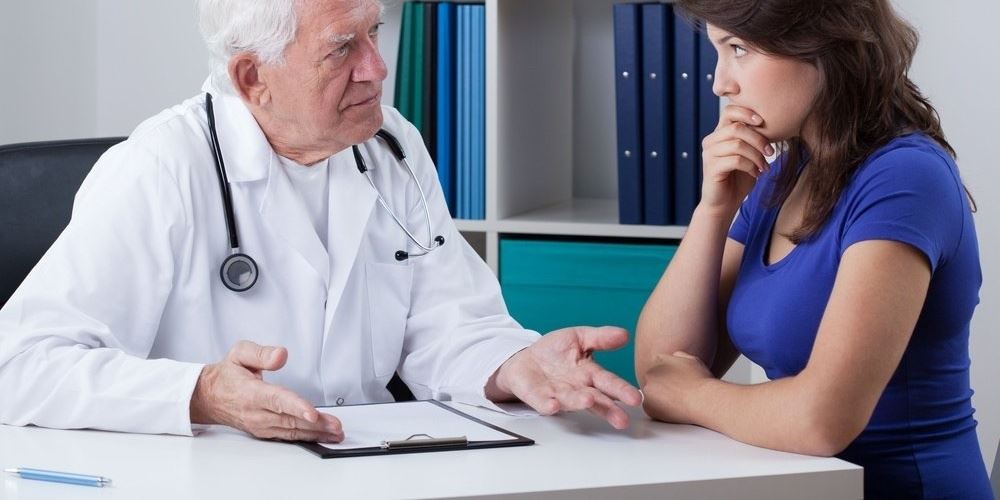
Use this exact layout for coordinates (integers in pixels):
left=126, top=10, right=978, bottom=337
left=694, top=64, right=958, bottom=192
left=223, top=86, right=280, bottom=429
left=500, top=238, right=677, bottom=386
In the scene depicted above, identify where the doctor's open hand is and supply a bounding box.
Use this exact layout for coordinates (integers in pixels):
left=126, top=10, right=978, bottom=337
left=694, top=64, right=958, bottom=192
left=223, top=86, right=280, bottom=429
left=487, top=326, right=643, bottom=429
left=189, top=340, right=344, bottom=443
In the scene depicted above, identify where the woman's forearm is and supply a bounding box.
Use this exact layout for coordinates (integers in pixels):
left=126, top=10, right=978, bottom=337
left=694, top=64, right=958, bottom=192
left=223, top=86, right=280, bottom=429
left=652, top=374, right=862, bottom=457
left=635, top=206, right=733, bottom=380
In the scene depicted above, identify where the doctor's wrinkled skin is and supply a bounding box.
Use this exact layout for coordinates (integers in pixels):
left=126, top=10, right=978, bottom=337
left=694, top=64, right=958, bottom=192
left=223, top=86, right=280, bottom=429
left=0, top=0, right=642, bottom=442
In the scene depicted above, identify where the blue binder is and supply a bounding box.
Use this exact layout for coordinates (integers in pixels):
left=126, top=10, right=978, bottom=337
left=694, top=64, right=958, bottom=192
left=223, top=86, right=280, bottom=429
left=455, top=5, right=468, bottom=219
left=672, top=11, right=699, bottom=225
left=641, top=3, right=674, bottom=225
left=436, top=2, right=455, bottom=215
left=613, top=3, right=644, bottom=225
left=472, top=5, right=485, bottom=220
left=697, top=30, right=720, bottom=201
left=462, top=5, right=473, bottom=220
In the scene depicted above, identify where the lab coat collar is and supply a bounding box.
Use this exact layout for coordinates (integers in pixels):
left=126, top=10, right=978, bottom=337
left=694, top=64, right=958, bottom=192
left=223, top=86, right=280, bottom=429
left=200, top=78, right=271, bottom=183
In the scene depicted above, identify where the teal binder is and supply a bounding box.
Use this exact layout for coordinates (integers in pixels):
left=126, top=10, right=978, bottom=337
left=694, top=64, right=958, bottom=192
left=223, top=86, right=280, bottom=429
left=499, top=239, right=678, bottom=385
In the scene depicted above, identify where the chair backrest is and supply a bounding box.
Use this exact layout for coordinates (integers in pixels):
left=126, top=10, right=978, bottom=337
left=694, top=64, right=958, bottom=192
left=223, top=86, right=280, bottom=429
left=0, top=137, right=126, bottom=307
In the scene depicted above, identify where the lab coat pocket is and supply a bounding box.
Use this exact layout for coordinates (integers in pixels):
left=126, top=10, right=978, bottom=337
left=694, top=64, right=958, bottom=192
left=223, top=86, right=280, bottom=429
left=366, top=262, right=413, bottom=379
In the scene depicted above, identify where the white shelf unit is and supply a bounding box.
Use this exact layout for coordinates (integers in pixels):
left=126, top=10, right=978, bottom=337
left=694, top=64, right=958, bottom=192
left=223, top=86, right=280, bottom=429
left=380, top=1, right=763, bottom=384
left=381, top=0, right=689, bottom=273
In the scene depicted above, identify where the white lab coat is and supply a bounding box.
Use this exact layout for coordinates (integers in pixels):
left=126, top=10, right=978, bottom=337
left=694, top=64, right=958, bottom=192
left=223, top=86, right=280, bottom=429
left=0, top=81, right=538, bottom=436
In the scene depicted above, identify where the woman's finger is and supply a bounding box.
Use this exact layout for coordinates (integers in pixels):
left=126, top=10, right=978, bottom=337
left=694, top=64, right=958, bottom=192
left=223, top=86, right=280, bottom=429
left=718, top=104, right=764, bottom=129
left=703, top=115, right=771, bottom=156
left=708, top=156, right=762, bottom=183
left=708, top=139, right=768, bottom=173
left=725, top=122, right=774, bottom=157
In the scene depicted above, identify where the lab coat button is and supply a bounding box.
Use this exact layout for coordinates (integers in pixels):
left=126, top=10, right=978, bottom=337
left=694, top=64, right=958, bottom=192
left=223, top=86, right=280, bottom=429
left=336, top=397, right=345, bottom=406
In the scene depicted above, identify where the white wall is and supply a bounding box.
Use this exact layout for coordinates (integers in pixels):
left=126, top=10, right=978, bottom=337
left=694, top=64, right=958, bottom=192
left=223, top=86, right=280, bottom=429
left=0, top=0, right=997, bottom=471
left=0, top=2, right=97, bottom=143
left=0, top=1, right=401, bottom=142
left=94, top=0, right=207, bottom=136
left=893, top=0, right=1000, bottom=472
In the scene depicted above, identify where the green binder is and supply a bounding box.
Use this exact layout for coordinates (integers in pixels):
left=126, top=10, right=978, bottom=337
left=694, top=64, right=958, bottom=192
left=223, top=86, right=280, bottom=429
left=500, top=239, right=678, bottom=386
left=394, top=2, right=414, bottom=118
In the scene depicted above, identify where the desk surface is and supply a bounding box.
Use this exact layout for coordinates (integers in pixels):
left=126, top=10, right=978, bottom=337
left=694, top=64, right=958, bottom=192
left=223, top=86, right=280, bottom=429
left=0, top=404, right=861, bottom=500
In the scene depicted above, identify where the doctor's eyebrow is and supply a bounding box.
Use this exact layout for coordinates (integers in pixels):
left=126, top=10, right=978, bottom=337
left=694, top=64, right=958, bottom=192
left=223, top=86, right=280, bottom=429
left=320, top=19, right=384, bottom=46
left=324, top=32, right=356, bottom=45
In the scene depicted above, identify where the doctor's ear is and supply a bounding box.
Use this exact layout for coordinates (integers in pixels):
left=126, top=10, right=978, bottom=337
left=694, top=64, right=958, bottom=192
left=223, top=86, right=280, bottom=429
left=228, top=54, right=271, bottom=107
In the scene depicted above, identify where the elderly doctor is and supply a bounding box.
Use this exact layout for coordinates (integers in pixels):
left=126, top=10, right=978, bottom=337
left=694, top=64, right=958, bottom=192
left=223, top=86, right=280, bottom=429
left=0, top=0, right=642, bottom=442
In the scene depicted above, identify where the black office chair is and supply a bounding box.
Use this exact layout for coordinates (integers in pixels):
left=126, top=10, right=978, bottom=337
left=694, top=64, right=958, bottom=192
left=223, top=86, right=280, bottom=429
left=0, top=137, right=127, bottom=307
left=0, top=136, right=416, bottom=401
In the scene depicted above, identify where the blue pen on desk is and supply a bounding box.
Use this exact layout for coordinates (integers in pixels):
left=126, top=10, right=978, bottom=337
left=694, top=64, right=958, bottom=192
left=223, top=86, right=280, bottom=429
left=4, top=468, right=112, bottom=487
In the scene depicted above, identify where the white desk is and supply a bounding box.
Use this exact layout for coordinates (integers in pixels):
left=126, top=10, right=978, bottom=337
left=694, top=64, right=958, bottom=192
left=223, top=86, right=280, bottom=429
left=0, top=404, right=861, bottom=499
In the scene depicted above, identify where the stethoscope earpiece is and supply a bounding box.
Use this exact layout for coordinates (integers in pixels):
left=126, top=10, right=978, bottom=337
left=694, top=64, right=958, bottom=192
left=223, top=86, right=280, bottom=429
left=395, top=235, right=445, bottom=262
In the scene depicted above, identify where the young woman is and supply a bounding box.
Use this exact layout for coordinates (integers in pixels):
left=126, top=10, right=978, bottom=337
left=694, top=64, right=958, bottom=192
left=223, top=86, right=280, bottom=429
left=634, top=1, right=992, bottom=497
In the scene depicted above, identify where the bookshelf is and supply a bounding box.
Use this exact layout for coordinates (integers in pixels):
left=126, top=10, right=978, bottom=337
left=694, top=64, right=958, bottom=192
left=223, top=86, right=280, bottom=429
left=379, top=0, right=764, bottom=384
left=380, top=0, right=689, bottom=272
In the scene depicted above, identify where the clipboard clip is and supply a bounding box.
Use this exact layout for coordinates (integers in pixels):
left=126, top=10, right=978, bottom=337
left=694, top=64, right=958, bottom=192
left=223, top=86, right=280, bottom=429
left=380, top=433, right=469, bottom=450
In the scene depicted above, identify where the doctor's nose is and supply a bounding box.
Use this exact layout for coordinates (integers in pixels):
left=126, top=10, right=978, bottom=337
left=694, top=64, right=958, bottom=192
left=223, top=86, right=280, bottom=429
left=353, top=42, right=388, bottom=83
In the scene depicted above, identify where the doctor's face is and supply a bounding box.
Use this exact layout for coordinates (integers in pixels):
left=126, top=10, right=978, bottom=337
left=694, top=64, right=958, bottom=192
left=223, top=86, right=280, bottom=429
left=259, top=0, right=387, bottom=155
left=707, top=24, right=822, bottom=143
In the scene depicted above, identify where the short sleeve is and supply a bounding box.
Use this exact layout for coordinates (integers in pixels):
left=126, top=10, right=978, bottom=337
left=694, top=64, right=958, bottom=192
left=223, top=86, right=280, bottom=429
left=728, top=197, right=753, bottom=244
left=840, top=147, right=965, bottom=273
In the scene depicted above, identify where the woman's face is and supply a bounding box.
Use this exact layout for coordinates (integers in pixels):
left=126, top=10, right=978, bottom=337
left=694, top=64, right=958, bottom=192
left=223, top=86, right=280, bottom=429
left=706, top=24, right=823, bottom=143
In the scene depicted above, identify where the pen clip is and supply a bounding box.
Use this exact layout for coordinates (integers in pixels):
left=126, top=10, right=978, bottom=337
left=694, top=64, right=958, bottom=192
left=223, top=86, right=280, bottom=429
left=380, top=433, right=469, bottom=450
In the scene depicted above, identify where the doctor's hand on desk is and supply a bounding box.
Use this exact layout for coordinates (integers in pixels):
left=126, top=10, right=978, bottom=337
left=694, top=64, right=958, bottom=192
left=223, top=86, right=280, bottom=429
left=487, top=326, right=644, bottom=429
left=189, top=340, right=344, bottom=443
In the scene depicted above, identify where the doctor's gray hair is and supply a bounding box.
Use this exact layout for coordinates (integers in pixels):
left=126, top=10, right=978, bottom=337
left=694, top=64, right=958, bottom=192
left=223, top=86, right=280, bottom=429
left=197, top=0, right=389, bottom=93
left=197, top=0, right=299, bottom=92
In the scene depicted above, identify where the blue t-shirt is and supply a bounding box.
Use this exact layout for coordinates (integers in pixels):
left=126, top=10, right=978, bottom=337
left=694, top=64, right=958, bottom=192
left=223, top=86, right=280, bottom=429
left=727, top=133, right=991, bottom=499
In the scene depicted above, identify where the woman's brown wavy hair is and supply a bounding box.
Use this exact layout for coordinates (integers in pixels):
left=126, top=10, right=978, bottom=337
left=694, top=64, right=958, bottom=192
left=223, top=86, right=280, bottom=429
left=677, top=0, right=970, bottom=243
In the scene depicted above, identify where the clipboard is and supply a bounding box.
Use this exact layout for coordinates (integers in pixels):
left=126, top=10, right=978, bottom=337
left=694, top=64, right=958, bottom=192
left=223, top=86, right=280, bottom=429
left=296, top=400, right=534, bottom=459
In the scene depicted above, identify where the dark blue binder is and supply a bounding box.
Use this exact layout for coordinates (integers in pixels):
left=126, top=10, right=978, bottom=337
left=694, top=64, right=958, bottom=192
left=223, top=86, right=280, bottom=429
left=641, top=3, right=674, bottom=225
left=436, top=2, right=455, bottom=215
left=697, top=30, right=720, bottom=202
left=613, top=3, right=644, bottom=225
left=672, top=11, right=699, bottom=225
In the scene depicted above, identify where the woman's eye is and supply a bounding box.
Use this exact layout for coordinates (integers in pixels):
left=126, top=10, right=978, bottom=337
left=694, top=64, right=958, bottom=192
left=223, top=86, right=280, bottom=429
left=332, top=45, right=349, bottom=58
left=732, top=45, right=748, bottom=57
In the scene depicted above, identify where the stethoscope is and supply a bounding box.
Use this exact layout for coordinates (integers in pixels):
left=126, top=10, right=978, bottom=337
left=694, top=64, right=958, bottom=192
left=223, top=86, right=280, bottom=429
left=205, top=93, right=445, bottom=292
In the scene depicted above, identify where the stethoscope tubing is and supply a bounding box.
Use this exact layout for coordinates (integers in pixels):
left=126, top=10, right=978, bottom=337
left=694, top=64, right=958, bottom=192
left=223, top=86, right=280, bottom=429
left=205, top=92, right=444, bottom=291
left=205, top=93, right=241, bottom=251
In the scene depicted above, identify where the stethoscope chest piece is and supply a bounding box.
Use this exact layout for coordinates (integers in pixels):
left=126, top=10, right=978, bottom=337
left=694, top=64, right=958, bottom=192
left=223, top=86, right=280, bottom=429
left=220, top=252, right=259, bottom=292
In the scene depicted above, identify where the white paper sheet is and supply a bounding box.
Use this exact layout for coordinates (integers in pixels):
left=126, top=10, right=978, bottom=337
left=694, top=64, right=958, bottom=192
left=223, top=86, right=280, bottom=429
left=317, top=401, right=516, bottom=450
